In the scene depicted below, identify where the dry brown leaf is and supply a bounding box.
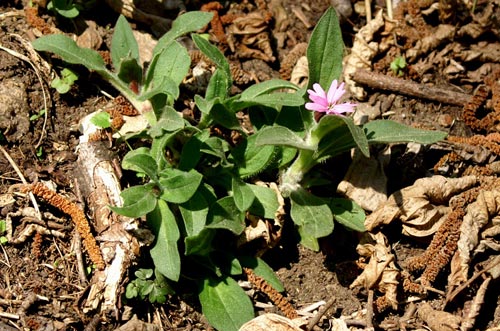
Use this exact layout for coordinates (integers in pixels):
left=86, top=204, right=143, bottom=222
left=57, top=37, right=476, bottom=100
left=365, top=175, right=477, bottom=237
left=238, top=313, right=304, bottom=331
left=406, top=24, right=456, bottom=61
left=417, top=302, right=461, bottom=331
left=337, top=148, right=390, bottom=212
left=350, top=232, right=399, bottom=310
left=452, top=189, right=500, bottom=285
left=344, top=10, right=385, bottom=100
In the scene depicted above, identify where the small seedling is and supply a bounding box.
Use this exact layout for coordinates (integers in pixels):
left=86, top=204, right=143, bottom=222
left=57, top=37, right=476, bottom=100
left=0, top=220, right=8, bottom=245
left=30, top=109, right=46, bottom=121
left=390, top=56, right=407, bottom=76
left=51, top=68, right=78, bottom=94
left=126, top=268, right=174, bottom=304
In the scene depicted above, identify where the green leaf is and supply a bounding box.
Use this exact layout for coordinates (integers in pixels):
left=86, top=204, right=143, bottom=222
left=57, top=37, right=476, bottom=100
left=232, top=134, right=276, bottom=178
left=154, top=11, right=214, bottom=55
left=307, top=7, right=344, bottom=89
left=255, top=126, right=314, bottom=150
left=51, top=68, right=78, bottom=94
left=314, top=115, right=369, bottom=160
left=111, top=15, right=140, bottom=70
left=329, top=198, right=366, bottom=232
left=206, top=69, right=229, bottom=101
left=207, top=197, right=245, bottom=234
left=290, top=189, right=334, bottom=240
left=180, top=190, right=210, bottom=237
left=185, top=228, right=215, bottom=256
left=136, top=268, right=153, bottom=279
left=198, top=276, right=254, bottom=331
left=116, top=56, right=142, bottom=85
left=231, top=177, right=255, bottom=212
left=150, top=130, right=180, bottom=170
left=159, top=169, right=203, bottom=203
left=147, top=200, right=181, bottom=281
left=122, top=149, right=158, bottom=180
left=248, top=184, right=279, bottom=219
left=231, top=92, right=305, bottom=111
left=210, top=103, right=240, bottom=130
left=32, top=34, right=106, bottom=72
left=363, top=120, right=447, bottom=145
left=147, top=41, right=190, bottom=99
left=297, top=226, right=320, bottom=251
left=148, top=105, right=185, bottom=137
left=110, top=184, right=158, bottom=218
left=240, top=79, right=299, bottom=100
left=89, top=111, right=111, bottom=129
left=192, top=34, right=232, bottom=87
left=179, top=130, right=210, bottom=171
left=239, top=256, right=284, bottom=292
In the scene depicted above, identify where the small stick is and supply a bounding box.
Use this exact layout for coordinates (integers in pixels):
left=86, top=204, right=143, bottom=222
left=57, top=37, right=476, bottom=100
left=306, top=297, right=336, bottom=331
left=0, top=146, right=41, bottom=220
left=351, top=69, right=471, bottom=106
left=366, top=290, right=374, bottom=329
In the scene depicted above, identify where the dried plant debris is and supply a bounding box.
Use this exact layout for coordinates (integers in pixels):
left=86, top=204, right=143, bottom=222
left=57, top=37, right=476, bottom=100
left=350, top=232, right=399, bottom=311
left=417, top=302, right=461, bottom=331
left=452, top=188, right=500, bottom=285
left=23, top=182, right=105, bottom=269
left=365, top=175, right=477, bottom=236
left=239, top=313, right=303, bottom=331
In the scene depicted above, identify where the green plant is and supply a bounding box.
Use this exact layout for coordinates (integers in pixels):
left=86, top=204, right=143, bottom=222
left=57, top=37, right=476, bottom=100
left=30, top=109, right=46, bottom=121
left=51, top=67, right=78, bottom=94
left=126, top=268, right=174, bottom=304
left=47, top=0, right=80, bottom=19
left=390, top=55, right=407, bottom=76
left=0, top=220, right=7, bottom=245
left=32, top=8, right=447, bottom=331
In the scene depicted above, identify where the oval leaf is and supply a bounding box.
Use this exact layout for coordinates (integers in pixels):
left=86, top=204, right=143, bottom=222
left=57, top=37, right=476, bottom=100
left=147, top=200, right=181, bottom=281
left=199, top=276, right=254, bottom=331
left=307, top=7, right=344, bottom=89
left=290, top=188, right=334, bottom=239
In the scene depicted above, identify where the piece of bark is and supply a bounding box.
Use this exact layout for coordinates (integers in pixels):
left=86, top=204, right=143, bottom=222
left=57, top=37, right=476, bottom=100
left=75, top=117, right=144, bottom=318
left=351, top=69, right=471, bottom=106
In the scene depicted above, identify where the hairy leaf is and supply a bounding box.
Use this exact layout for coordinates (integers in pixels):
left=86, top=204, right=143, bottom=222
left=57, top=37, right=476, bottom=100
left=147, top=200, right=181, bottom=281
left=198, top=276, right=254, bottom=331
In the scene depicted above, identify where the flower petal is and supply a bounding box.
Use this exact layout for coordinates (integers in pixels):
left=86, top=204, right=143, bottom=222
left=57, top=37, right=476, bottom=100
left=308, top=93, right=329, bottom=107
left=311, top=83, right=327, bottom=100
left=327, top=80, right=346, bottom=105
left=329, top=102, right=356, bottom=115
left=305, top=102, right=328, bottom=112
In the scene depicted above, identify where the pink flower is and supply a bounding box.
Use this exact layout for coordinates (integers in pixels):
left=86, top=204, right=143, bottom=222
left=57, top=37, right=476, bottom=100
left=305, top=80, right=356, bottom=116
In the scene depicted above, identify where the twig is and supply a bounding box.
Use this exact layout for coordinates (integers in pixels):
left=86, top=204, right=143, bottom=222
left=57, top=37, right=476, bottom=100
left=366, top=289, right=374, bottom=330
left=0, top=145, right=41, bottom=220
left=306, top=297, right=336, bottom=331
left=350, top=69, right=471, bottom=106
left=0, top=312, right=19, bottom=320
left=73, top=231, right=89, bottom=285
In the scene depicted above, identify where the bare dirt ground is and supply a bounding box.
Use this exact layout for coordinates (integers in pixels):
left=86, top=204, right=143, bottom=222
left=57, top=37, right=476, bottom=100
left=1, top=0, right=500, bottom=330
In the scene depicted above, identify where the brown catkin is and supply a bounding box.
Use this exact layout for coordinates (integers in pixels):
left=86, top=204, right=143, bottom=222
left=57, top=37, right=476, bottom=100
left=244, top=268, right=297, bottom=319
left=27, top=183, right=105, bottom=269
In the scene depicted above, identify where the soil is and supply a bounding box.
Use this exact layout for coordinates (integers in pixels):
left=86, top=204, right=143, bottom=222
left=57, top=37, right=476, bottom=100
left=1, top=0, right=500, bottom=330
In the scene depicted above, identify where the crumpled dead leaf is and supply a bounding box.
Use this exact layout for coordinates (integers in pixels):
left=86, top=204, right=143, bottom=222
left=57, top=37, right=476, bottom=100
left=350, top=232, right=399, bottom=310
left=337, top=147, right=390, bottom=212
left=451, top=189, right=500, bottom=285
left=417, top=302, right=461, bottom=331
left=365, top=175, right=477, bottom=238
left=239, top=313, right=304, bottom=331
left=406, top=24, right=456, bottom=61
left=344, top=10, right=385, bottom=100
